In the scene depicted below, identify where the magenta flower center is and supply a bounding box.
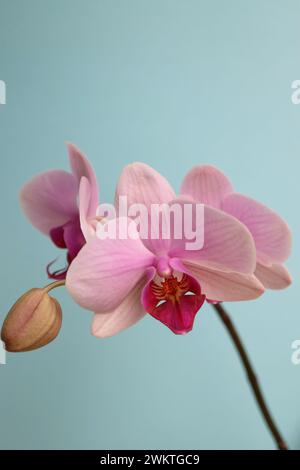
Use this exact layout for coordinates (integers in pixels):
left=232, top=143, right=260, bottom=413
left=151, top=273, right=190, bottom=305
left=142, top=267, right=206, bottom=335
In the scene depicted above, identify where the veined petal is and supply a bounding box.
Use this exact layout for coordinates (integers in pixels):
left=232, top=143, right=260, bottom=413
left=222, top=193, right=292, bottom=265
left=92, top=276, right=147, bottom=338
left=173, top=259, right=264, bottom=301
left=66, top=218, right=155, bottom=312
left=20, top=170, right=78, bottom=235
left=169, top=200, right=256, bottom=274
left=67, top=143, right=99, bottom=216
left=255, top=263, right=292, bottom=290
left=114, top=162, right=176, bottom=212
left=79, top=177, right=97, bottom=242
left=114, top=163, right=175, bottom=256
left=180, top=165, right=233, bottom=209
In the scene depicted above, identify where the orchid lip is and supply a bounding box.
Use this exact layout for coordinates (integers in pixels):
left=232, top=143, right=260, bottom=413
left=142, top=269, right=206, bottom=335
left=48, top=215, right=86, bottom=279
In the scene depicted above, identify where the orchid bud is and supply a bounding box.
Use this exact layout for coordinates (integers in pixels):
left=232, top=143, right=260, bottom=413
left=1, top=284, right=63, bottom=352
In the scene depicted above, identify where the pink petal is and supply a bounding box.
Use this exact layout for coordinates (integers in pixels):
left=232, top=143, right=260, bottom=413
left=114, top=162, right=176, bottom=212
left=172, top=259, right=264, bottom=301
left=114, top=163, right=176, bottom=256
left=20, top=170, right=78, bottom=235
left=67, top=143, right=99, bottom=216
left=169, top=199, right=256, bottom=274
left=138, top=210, right=173, bottom=258
left=91, top=276, right=147, bottom=338
left=142, top=270, right=205, bottom=334
left=222, top=193, right=292, bottom=265
left=254, top=263, right=292, bottom=290
left=180, top=165, right=233, bottom=209
left=78, top=177, right=96, bottom=242
left=66, top=218, right=155, bottom=312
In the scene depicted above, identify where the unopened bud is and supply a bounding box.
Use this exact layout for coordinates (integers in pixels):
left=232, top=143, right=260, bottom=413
left=1, top=282, right=64, bottom=352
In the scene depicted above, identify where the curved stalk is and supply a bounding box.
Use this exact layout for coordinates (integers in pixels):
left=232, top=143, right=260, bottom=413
left=44, top=280, right=66, bottom=293
left=212, top=302, right=288, bottom=450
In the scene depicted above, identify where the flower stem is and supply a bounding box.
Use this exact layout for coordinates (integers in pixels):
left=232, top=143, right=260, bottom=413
left=44, top=280, right=65, bottom=293
left=212, top=302, right=288, bottom=450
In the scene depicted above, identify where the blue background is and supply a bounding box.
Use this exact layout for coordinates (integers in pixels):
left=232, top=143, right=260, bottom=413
left=0, top=0, right=299, bottom=450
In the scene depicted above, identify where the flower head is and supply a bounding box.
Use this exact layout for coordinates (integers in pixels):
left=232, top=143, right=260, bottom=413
left=180, top=165, right=292, bottom=289
left=66, top=164, right=264, bottom=337
left=20, top=144, right=99, bottom=279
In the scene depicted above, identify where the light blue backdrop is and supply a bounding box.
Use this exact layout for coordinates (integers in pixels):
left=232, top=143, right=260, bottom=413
left=0, top=0, right=299, bottom=450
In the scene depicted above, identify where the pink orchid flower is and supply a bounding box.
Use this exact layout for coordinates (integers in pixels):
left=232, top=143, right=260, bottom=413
left=66, top=164, right=264, bottom=337
left=20, top=144, right=99, bottom=279
left=180, top=165, right=292, bottom=290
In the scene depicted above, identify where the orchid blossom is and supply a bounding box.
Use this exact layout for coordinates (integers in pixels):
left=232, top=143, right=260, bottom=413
left=4, top=158, right=291, bottom=450
left=180, top=165, right=292, bottom=290
left=20, top=144, right=98, bottom=279
left=5, top=155, right=291, bottom=451
left=66, top=164, right=264, bottom=337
